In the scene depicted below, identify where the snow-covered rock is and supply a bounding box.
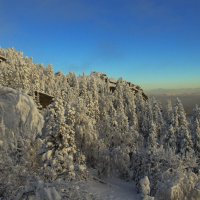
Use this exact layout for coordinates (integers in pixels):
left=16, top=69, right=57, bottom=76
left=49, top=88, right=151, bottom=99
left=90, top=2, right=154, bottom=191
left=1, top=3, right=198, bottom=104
left=0, top=86, right=44, bottom=145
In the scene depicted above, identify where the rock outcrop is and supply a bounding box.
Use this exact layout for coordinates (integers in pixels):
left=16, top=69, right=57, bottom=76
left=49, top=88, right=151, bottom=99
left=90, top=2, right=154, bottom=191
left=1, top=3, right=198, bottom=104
left=91, top=71, right=148, bottom=100
left=0, top=86, right=44, bottom=143
left=0, top=55, right=7, bottom=62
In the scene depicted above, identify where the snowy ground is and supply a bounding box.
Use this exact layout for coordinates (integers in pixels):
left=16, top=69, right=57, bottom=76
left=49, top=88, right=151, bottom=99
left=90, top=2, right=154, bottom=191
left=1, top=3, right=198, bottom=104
left=83, top=177, right=141, bottom=200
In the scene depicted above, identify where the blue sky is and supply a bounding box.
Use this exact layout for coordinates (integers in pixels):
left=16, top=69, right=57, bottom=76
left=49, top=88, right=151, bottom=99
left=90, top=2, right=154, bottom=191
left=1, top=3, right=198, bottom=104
left=1, top=0, right=200, bottom=90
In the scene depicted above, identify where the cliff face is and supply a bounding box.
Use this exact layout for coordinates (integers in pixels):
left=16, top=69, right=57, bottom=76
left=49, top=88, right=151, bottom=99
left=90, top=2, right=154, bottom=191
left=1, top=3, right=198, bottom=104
left=91, top=72, right=148, bottom=100
left=0, top=55, right=7, bottom=62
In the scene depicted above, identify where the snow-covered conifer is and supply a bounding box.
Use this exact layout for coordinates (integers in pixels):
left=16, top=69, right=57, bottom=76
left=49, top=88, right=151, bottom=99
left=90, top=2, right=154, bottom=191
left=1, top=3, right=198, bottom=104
left=41, top=99, right=77, bottom=179
left=191, top=118, right=200, bottom=156
left=174, top=98, right=193, bottom=157
left=44, top=65, right=55, bottom=95
left=147, top=120, right=158, bottom=151
left=74, top=97, right=98, bottom=166
left=164, top=124, right=176, bottom=151
left=151, top=98, right=164, bottom=145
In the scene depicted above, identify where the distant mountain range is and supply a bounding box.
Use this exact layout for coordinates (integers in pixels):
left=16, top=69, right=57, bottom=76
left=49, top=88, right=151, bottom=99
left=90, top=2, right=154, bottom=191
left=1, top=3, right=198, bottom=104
left=146, top=88, right=200, bottom=96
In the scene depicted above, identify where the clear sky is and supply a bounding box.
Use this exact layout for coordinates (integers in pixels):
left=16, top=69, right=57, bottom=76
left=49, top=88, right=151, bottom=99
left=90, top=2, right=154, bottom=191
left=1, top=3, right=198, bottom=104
left=1, top=0, right=200, bottom=90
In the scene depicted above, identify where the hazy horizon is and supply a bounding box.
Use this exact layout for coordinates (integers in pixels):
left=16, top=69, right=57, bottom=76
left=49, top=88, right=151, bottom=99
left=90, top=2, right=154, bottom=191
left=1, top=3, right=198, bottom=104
left=145, top=87, right=200, bottom=92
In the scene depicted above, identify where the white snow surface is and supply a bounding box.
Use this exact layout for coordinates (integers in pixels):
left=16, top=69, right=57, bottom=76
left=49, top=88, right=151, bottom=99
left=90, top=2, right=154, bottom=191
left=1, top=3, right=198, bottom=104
left=84, top=177, right=141, bottom=200
left=77, top=170, right=141, bottom=200
left=17, top=175, right=141, bottom=200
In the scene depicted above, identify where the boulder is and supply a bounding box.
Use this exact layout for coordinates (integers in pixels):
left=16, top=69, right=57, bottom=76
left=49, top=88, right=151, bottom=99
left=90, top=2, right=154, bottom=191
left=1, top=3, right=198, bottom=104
left=0, top=86, right=44, bottom=147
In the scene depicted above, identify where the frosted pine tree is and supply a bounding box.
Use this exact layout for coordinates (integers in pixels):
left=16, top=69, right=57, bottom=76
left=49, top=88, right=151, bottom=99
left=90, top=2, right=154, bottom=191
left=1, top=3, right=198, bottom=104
left=19, top=56, right=33, bottom=93
left=123, top=84, right=138, bottom=129
left=141, top=102, right=154, bottom=147
left=97, top=92, right=111, bottom=139
left=54, top=71, right=66, bottom=97
left=124, top=87, right=140, bottom=151
left=191, top=106, right=200, bottom=157
left=87, top=76, right=100, bottom=122
left=163, top=100, right=176, bottom=151
left=164, top=124, right=176, bottom=151
left=96, top=94, right=114, bottom=176
left=79, top=75, right=88, bottom=98
left=75, top=97, right=98, bottom=166
left=65, top=104, right=87, bottom=176
left=4, top=49, right=33, bottom=92
left=111, top=82, right=129, bottom=147
left=37, top=64, right=46, bottom=92
left=135, top=91, right=146, bottom=132
left=192, top=119, right=200, bottom=157
left=0, top=61, right=8, bottom=86
left=41, top=99, right=77, bottom=179
left=44, top=65, right=55, bottom=95
left=67, top=72, right=79, bottom=89
left=191, top=105, right=200, bottom=125
left=0, top=50, right=22, bottom=89
left=0, top=48, right=54, bottom=95
left=151, top=98, right=164, bottom=145
left=147, top=120, right=158, bottom=151
left=174, top=98, right=193, bottom=157
left=109, top=82, right=132, bottom=177
left=164, top=100, right=174, bottom=125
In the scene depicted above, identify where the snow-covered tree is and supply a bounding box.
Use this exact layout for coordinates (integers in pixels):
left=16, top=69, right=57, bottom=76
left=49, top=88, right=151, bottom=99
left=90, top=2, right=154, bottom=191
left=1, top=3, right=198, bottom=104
left=151, top=98, right=164, bottom=145
left=41, top=99, right=77, bottom=179
left=164, top=100, right=174, bottom=125
left=147, top=120, right=158, bottom=151
left=74, top=97, right=98, bottom=167
left=191, top=105, right=200, bottom=123
left=141, top=102, right=154, bottom=147
left=191, top=117, right=200, bottom=157
left=174, top=98, right=193, bottom=157
left=190, top=105, right=200, bottom=140
left=135, top=91, right=146, bottom=130
left=87, top=76, right=100, bottom=122
left=164, top=124, right=176, bottom=151
left=163, top=100, right=176, bottom=151
left=44, top=65, right=55, bottom=95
